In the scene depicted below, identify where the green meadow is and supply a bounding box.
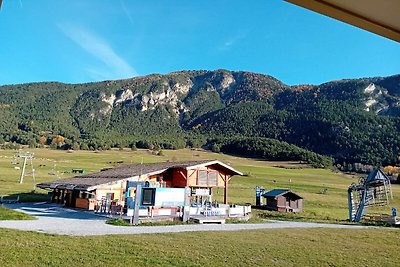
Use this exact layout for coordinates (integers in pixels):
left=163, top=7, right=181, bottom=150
left=0, top=228, right=399, bottom=267
left=1, top=148, right=400, bottom=266
left=1, top=148, right=399, bottom=222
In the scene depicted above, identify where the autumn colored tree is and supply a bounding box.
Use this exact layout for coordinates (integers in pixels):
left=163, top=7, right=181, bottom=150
left=51, top=135, right=65, bottom=147
left=39, top=136, right=47, bottom=145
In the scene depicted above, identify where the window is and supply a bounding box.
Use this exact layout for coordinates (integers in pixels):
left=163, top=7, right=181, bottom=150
left=106, top=193, right=114, bottom=200
left=141, top=188, right=156, bottom=206
left=208, top=172, right=217, bottom=186
left=198, top=170, right=208, bottom=185
left=197, top=170, right=218, bottom=186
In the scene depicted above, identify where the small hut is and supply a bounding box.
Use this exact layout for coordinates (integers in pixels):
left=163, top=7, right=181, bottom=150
left=262, top=189, right=303, bottom=212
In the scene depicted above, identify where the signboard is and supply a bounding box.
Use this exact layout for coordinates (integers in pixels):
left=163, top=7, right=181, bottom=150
left=154, top=188, right=185, bottom=207
left=195, top=188, right=210, bottom=196
left=126, top=197, right=134, bottom=209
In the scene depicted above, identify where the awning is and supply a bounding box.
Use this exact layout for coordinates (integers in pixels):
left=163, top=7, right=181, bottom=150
left=286, top=0, right=400, bottom=42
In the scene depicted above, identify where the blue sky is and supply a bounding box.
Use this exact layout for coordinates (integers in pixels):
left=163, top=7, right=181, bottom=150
left=0, top=0, right=399, bottom=86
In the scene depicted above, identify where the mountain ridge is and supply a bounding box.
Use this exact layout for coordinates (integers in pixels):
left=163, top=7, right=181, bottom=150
left=1, top=69, right=400, bottom=167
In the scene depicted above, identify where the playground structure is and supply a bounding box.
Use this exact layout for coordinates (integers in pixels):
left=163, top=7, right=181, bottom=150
left=348, top=169, right=393, bottom=222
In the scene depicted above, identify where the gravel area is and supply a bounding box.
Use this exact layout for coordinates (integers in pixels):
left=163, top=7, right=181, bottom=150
left=0, top=203, right=368, bottom=236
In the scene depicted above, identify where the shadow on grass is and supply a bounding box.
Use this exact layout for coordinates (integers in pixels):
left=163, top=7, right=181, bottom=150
left=1, top=192, right=51, bottom=203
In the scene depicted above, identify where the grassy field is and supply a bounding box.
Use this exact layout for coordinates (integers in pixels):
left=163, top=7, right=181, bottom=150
left=1, top=148, right=399, bottom=222
left=1, top=148, right=400, bottom=266
left=0, top=227, right=399, bottom=266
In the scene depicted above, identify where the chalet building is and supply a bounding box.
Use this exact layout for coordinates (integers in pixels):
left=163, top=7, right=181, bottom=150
left=37, top=160, right=242, bottom=211
left=262, top=189, right=303, bottom=212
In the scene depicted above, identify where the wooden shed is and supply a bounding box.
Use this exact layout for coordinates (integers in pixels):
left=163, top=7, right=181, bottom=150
left=262, top=189, right=303, bottom=212
left=37, top=160, right=242, bottom=210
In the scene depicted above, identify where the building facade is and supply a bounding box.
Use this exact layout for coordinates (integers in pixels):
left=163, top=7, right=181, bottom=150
left=37, top=160, right=243, bottom=211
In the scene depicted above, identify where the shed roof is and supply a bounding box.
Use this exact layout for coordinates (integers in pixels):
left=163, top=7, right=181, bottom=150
left=262, top=189, right=303, bottom=199
left=37, top=160, right=242, bottom=191
left=365, top=169, right=390, bottom=185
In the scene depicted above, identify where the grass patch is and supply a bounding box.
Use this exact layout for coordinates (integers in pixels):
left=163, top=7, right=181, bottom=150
left=251, top=208, right=349, bottom=224
left=10, top=192, right=51, bottom=202
left=226, top=216, right=266, bottom=224
left=106, top=218, right=194, bottom=226
left=0, top=206, right=34, bottom=220
left=139, top=220, right=193, bottom=226
left=0, top=228, right=399, bottom=266
left=108, top=216, right=265, bottom=226
left=106, top=218, right=131, bottom=226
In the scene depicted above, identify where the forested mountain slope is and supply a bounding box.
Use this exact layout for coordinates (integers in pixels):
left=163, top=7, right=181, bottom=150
left=0, top=70, right=399, bottom=167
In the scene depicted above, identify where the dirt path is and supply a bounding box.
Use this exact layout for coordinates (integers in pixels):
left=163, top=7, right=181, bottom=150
left=0, top=203, right=368, bottom=236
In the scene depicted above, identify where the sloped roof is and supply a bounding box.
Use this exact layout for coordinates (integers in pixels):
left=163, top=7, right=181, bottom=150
left=262, top=189, right=303, bottom=199
left=37, top=160, right=242, bottom=191
left=365, top=169, right=390, bottom=185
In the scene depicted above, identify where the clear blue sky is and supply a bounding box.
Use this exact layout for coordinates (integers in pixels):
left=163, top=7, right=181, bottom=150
left=0, top=0, right=399, bottom=86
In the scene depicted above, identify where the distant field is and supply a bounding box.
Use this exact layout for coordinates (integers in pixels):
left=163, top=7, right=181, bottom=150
left=0, top=148, right=399, bottom=222
left=0, top=227, right=399, bottom=267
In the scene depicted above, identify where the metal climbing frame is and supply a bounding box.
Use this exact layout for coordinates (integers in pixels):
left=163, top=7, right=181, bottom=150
left=348, top=169, right=393, bottom=222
